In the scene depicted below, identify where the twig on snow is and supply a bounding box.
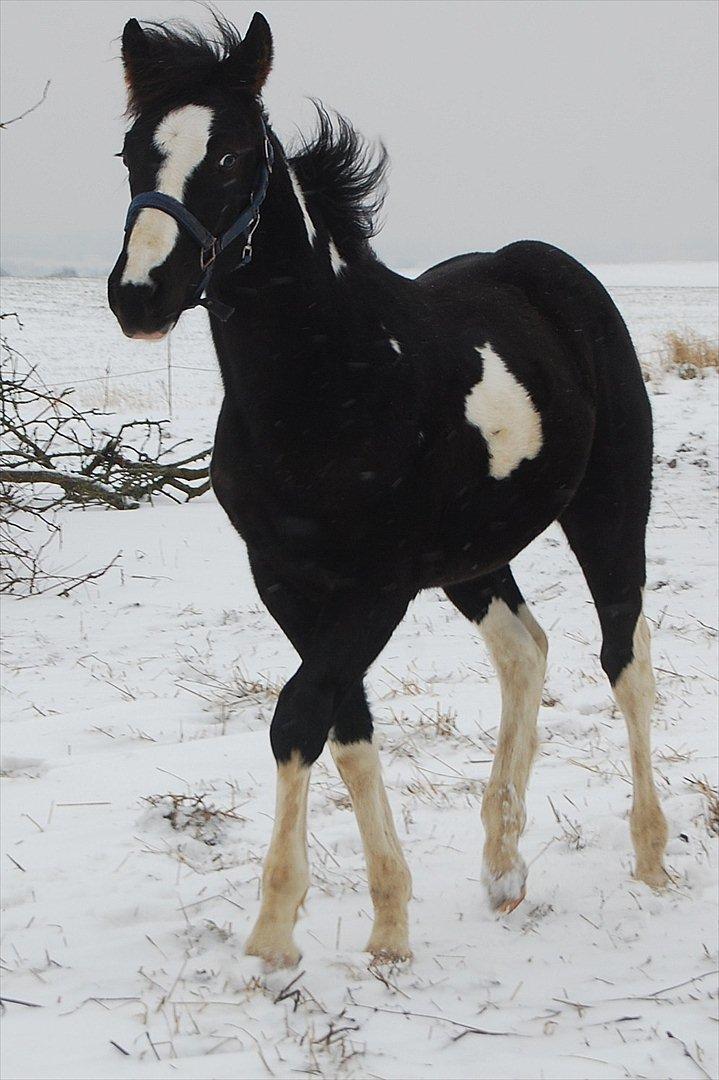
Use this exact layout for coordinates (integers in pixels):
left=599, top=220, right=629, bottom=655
left=145, top=1031, right=161, bottom=1061
left=351, top=1000, right=520, bottom=1037
left=273, top=969, right=306, bottom=1006
left=646, top=970, right=718, bottom=998
left=667, top=1031, right=712, bottom=1080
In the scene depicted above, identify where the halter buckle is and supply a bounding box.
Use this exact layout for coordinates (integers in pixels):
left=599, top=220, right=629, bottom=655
left=200, top=238, right=219, bottom=271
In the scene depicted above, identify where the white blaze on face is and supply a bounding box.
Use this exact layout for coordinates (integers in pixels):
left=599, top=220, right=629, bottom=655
left=464, top=344, right=543, bottom=479
left=121, top=104, right=215, bottom=287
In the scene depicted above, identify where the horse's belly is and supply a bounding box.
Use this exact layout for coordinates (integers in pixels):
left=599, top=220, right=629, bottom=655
left=412, top=422, right=592, bottom=587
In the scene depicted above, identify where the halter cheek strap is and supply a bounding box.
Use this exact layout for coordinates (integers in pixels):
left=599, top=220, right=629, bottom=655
left=123, top=121, right=274, bottom=323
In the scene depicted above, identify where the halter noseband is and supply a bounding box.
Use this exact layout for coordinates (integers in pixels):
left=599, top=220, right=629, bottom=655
left=123, top=121, right=274, bottom=323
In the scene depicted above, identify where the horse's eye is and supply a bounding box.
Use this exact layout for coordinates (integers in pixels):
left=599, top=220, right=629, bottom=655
left=219, top=153, right=238, bottom=170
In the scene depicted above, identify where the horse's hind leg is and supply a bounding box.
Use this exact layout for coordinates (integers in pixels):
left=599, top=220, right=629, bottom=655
left=561, top=501, right=669, bottom=888
left=446, top=567, right=548, bottom=912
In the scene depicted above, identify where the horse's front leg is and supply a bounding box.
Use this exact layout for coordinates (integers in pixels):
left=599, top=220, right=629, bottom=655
left=245, top=583, right=412, bottom=969
left=244, top=750, right=311, bottom=968
left=329, top=727, right=412, bottom=961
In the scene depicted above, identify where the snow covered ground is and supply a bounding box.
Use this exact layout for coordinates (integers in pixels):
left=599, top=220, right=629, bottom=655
left=1, top=265, right=718, bottom=1080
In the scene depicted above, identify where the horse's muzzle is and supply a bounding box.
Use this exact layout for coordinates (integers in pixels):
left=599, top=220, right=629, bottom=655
left=107, top=261, right=177, bottom=340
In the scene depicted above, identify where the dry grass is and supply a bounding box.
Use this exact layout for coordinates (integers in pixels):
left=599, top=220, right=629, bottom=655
left=384, top=703, right=480, bottom=751
left=176, top=653, right=281, bottom=724
left=661, top=330, right=718, bottom=377
left=548, top=797, right=588, bottom=850
left=685, top=775, right=719, bottom=836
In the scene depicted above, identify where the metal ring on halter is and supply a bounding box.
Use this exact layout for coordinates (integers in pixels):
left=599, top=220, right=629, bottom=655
left=200, top=238, right=220, bottom=271
left=245, top=212, right=261, bottom=247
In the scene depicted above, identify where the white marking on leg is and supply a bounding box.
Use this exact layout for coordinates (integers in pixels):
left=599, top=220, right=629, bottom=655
left=464, top=344, right=543, bottom=479
left=329, top=239, right=346, bottom=276
left=330, top=737, right=412, bottom=960
left=479, top=598, right=546, bottom=910
left=517, top=601, right=549, bottom=660
left=613, top=611, right=668, bottom=887
left=388, top=337, right=402, bottom=354
left=245, top=753, right=310, bottom=968
left=287, top=165, right=316, bottom=245
left=122, top=104, right=214, bottom=286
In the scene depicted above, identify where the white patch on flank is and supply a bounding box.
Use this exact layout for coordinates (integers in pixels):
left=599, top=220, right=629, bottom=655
left=389, top=338, right=402, bottom=354
left=287, top=165, right=316, bottom=245
left=122, top=104, right=214, bottom=287
left=464, top=344, right=543, bottom=480
left=329, top=239, right=346, bottom=275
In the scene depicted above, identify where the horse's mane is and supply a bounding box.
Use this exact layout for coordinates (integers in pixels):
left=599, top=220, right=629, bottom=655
left=290, top=104, right=388, bottom=257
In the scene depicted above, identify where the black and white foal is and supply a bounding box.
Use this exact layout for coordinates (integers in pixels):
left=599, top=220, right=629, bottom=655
left=108, top=14, right=669, bottom=968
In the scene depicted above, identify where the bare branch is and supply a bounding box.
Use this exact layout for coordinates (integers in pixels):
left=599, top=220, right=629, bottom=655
left=0, top=468, right=133, bottom=510
left=0, top=80, right=51, bottom=130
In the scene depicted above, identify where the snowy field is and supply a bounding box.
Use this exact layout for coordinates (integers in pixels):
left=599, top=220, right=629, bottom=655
left=1, top=265, right=718, bottom=1080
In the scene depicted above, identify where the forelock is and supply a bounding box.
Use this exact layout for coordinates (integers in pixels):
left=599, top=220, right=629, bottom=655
left=123, top=16, right=249, bottom=119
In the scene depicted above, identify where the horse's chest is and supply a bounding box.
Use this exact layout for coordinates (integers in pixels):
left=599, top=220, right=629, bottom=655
left=210, top=408, right=402, bottom=558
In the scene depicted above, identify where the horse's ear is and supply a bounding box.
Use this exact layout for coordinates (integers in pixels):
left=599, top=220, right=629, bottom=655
left=243, top=12, right=273, bottom=87
left=224, top=12, right=273, bottom=95
left=121, top=19, right=153, bottom=100
left=122, top=19, right=149, bottom=65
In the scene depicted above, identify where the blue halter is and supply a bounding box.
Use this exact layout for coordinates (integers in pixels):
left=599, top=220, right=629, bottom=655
left=123, top=121, right=274, bottom=323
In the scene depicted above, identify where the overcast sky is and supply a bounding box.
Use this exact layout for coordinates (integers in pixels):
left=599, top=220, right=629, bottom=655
left=1, top=0, right=717, bottom=274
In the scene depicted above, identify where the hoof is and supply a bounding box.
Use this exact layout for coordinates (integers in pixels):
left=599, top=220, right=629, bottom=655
left=483, top=857, right=528, bottom=913
left=367, top=944, right=413, bottom=965
left=496, top=889, right=526, bottom=914
left=245, top=937, right=301, bottom=971
left=366, top=928, right=412, bottom=964
left=635, top=864, right=671, bottom=891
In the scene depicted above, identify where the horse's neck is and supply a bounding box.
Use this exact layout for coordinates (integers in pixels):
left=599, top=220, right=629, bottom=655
left=210, top=154, right=381, bottom=394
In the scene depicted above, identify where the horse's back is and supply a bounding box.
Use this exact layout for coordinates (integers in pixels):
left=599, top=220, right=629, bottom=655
left=418, top=240, right=645, bottom=389
left=419, top=238, right=649, bottom=438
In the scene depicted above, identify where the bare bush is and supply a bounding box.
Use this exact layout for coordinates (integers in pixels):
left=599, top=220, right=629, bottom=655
left=143, top=792, right=247, bottom=845
left=0, top=330, right=212, bottom=595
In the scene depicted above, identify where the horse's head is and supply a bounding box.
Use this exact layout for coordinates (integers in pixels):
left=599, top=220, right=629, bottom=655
left=107, top=13, right=273, bottom=339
